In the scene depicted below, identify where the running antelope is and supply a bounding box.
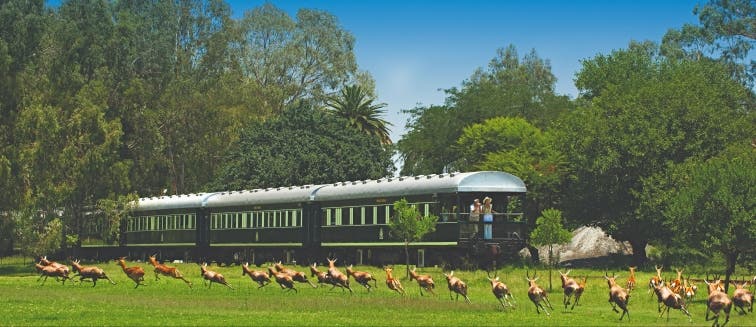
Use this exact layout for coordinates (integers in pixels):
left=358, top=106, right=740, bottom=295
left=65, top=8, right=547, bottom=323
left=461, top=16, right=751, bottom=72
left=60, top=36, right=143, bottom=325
left=487, top=271, right=514, bottom=309
left=683, top=277, right=698, bottom=302
left=604, top=273, right=630, bottom=321
left=558, top=270, right=581, bottom=310
left=274, top=261, right=317, bottom=288
left=626, top=266, right=637, bottom=291
left=670, top=268, right=684, bottom=295
left=409, top=267, right=436, bottom=296
left=71, top=259, right=115, bottom=286
left=346, top=265, right=378, bottom=292
left=649, top=265, right=663, bottom=295
left=242, top=262, right=271, bottom=288
left=704, top=276, right=732, bottom=326
left=147, top=255, right=192, bottom=288
left=116, top=257, right=145, bottom=288
left=35, top=262, right=70, bottom=285
left=310, top=263, right=334, bottom=287
left=325, top=258, right=352, bottom=293
left=200, top=263, right=233, bottom=289
left=384, top=266, right=405, bottom=296
left=732, top=281, right=753, bottom=315
left=268, top=267, right=296, bottom=293
left=40, top=256, right=70, bottom=277
left=526, top=271, right=553, bottom=316
left=653, top=281, right=692, bottom=322
left=443, top=271, right=470, bottom=303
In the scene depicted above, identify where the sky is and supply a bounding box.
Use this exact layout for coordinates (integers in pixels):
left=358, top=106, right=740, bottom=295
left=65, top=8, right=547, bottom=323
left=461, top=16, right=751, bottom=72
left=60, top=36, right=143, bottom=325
left=224, top=0, right=702, bottom=143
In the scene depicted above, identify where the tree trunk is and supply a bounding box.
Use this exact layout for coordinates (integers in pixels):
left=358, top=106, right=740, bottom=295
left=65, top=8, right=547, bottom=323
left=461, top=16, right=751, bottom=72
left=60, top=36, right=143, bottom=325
left=629, top=239, right=647, bottom=266
left=404, top=240, right=410, bottom=279
left=724, top=250, right=739, bottom=293
left=527, top=245, right=540, bottom=263
left=548, top=245, right=553, bottom=291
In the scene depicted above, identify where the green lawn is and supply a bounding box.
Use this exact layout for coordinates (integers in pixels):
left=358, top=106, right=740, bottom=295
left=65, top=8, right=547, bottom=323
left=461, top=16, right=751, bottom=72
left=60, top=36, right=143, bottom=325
left=0, top=259, right=754, bottom=326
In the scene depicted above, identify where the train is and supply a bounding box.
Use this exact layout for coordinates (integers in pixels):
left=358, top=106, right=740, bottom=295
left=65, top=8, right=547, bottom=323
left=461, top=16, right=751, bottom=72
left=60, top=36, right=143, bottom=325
left=77, top=171, right=528, bottom=268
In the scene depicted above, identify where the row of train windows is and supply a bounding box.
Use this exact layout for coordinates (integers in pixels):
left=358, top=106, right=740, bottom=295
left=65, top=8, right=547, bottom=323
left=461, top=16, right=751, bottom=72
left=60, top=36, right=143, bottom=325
left=126, top=202, right=433, bottom=232
left=322, top=203, right=432, bottom=226
left=210, top=210, right=300, bottom=230
left=126, top=214, right=196, bottom=232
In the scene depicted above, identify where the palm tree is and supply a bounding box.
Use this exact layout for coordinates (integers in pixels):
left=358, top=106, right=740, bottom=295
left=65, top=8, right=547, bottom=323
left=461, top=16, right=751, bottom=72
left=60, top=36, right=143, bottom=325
left=326, top=85, right=393, bottom=145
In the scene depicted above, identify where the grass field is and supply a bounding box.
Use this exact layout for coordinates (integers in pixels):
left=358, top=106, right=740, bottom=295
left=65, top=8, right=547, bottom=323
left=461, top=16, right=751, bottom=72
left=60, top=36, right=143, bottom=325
left=0, top=257, right=754, bottom=326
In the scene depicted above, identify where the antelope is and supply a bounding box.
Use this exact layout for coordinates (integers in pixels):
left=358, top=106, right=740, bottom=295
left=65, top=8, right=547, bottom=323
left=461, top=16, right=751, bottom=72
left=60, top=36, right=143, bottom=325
left=653, top=281, right=692, bottom=322
left=704, top=276, right=732, bottom=326
left=604, top=273, right=630, bottom=321
left=242, top=262, right=271, bottom=288
left=649, top=265, right=663, bottom=295
left=346, top=265, right=378, bottom=292
left=487, top=271, right=514, bottom=309
left=147, top=255, right=192, bottom=288
left=35, top=262, right=70, bottom=285
left=116, top=257, right=145, bottom=288
left=274, top=261, right=316, bottom=288
left=200, top=263, right=233, bottom=289
left=310, top=263, right=334, bottom=287
left=70, top=259, right=115, bottom=287
left=325, top=258, right=352, bottom=293
left=670, top=268, right=684, bottom=295
left=268, top=267, right=296, bottom=293
left=558, top=270, right=581, bottom=310
left=574, top=275, right=587, bottom=307
left=732, top=281, right=752, bottom=315
left=409, top=267, right=436, bottom=296
left=525, top=270, right=553, bottom=315
left=683, top=277, right=698, bottom=302
left=626, top=266, right=637, bottom=291
left=40, top=256, right=70, bottom=277
left=384, top=266, right=405, bottom=296
left=442, top=271, right=470, bottom=303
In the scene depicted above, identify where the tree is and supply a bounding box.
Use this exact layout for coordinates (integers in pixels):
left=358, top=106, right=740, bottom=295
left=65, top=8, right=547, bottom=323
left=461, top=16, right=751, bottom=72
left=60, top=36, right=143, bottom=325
left=389, top=198, right=438, bottom=278
left=237, top=3, right=358, bottom=114
left=558, top=41, right=754, bottom=265
left=662, top=0, right=755, bottom=85
left=661, top=145, right=755, bottom=292
left=326, top=84, right=392, bottom=145
left=529, top=208, right=572, bottom=291
left=209, top=104, right=395, bottom=191
left=397, top=45, right=571, bottom=175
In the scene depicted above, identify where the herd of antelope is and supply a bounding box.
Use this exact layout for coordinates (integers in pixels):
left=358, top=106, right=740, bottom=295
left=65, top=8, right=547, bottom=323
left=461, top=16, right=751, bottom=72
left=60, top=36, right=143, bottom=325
left=31, top=257, right=754, bottom=324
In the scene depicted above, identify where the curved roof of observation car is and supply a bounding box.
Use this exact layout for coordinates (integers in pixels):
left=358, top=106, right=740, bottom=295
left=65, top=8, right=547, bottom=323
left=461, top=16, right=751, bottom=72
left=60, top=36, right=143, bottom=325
left=132, top=171, right=526, bottom=212
left=311, top=171, right=526, bottom=202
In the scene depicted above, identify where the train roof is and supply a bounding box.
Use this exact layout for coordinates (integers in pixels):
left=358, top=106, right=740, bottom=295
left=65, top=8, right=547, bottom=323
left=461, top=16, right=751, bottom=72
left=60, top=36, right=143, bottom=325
left=311, top=171, right=526, bottom=201
left=203, top=185, right=324, bottom=208
left=132, top=171, right=525, bottom=212
left=135, top=193, right=216, bottom=212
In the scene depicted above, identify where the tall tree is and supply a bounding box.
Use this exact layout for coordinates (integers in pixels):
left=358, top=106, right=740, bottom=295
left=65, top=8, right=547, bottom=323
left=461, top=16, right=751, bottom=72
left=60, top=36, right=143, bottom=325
left=326, top=84, right=392, bottom=145
left=558, top=41, right=754, bottom=265
left=662, top=0, right=755, bottom=85
left=397, top=45, right=571, bottom=175
left=209, top=104, right=394, bottom=191
left=237, top=3, right=358, bottom=114
left=390, top=198, right=438, bottom=278
left=661, top=145, right=755, bottom=292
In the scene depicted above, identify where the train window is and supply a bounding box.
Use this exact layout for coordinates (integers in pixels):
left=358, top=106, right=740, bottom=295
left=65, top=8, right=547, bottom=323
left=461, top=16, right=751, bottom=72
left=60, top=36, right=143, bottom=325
left=365, top=207, right=374, bottom=225
left=359, top=207, right=365, bottom=225
left=376, top=206, right=386, bottom=225
left=291, top=210, right=297, bottom=227
left=188, top=214, right=194, bottom=229
left=424, top=203, right=430, bottom=217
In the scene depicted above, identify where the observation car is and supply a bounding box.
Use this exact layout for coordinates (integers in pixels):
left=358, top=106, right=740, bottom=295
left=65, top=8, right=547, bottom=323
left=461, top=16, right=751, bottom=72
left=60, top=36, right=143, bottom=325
left=80, top=171, right=527, bottom=268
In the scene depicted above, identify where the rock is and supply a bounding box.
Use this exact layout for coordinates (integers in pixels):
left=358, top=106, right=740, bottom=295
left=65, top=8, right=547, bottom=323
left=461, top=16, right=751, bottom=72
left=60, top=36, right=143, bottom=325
left=528, top=226, right=632, bottom=264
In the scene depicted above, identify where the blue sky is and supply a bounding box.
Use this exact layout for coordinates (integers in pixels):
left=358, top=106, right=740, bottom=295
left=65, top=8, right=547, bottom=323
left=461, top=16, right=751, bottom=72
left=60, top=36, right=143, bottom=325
left=226, top=0, right=701, bottom=142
